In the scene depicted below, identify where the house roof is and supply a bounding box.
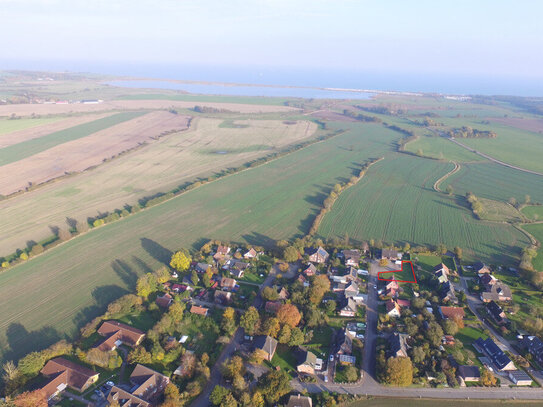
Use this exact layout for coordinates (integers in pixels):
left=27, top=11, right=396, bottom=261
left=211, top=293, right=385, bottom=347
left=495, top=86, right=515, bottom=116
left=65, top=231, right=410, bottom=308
left=40, top=358, right=98, bottom=396
left=481, top=282, right=512, bottom=301
left=342, top=249, right=361, bottom=262
left=488, top=301, right=506, bottom=322
left=190, top=305, right=209, bottom=316
left=382, top=248, right=401, bottom=258
left=214, top=290, right=232, bottom=304
left=480, top=273, right=497, bottom=286
left=97, top=321, right=145, bottom=351
left=386, top=299, right=401, bottom=314
left=155, top=293, right=173, bottom=308
left=306, top=246, right=329, bottom=259
left=244, top=248, right=257, bottom=258
left=253, top=335, right=278, bottom=356
left=297, top=348, right=318, bottom=368
left=265, top=301, right=282, bottom=314
left=303, top=263, right=317, bottom=274
left=389, top=332, right=409, bottom=357
left=216, top=245, right=230, bottom=255
left=474, top=262, right=491, bottom=274
left=196, top=262, right=211, bottom=272
left=433, top=263, right=450, bottom=274
left=439, top=306, right=465, bottom=320
left=342, top=298, right=357, bottom=313
left=480, top=337, right=513, bottom=370
left=287, top=394, right=313, bottom=407
left=220, top=277, right=237, bottom=288
left=396, top=299, right=411, bottom=307
left=108, top=386, right=150, bottom=407
left=457, top=365, right=480, bottom=380
left=231, top=260, right=249, bottom=271
left=508, top=370, right=532, bottom=381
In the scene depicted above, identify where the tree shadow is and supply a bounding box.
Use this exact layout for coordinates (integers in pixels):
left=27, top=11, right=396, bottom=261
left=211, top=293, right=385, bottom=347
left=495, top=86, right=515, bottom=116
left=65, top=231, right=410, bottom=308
left=140, top=238, right=172, bottom=265
left=111, top=259, right=139, bottom=287
left=4, top=323, right=61, bottom=363
left=26, top=240, right=37, bottom=249
left=191, top=237, right=211, bottom=252
left=49, top=225, right=59, bottom=235
left=131, top=256, right=153, bottom=275
left=241, top=232, right=277, bottom=249
left=66, top=217, right=78, bottom=229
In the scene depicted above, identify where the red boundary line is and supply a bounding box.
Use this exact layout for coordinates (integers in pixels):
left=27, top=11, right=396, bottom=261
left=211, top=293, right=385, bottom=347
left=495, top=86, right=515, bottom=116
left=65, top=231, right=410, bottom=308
left=377, top=260, right=417, bottom=284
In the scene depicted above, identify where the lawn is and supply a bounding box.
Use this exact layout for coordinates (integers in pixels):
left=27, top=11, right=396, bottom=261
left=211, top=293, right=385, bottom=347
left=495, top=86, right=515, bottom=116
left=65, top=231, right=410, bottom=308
left=0, top=121, right=399, bottom=364
left=0, top=116, right=62, bottom=135
left=305, top=325, right=333, bottom=358
left=318, top=153, right=530, bottom=264
left=270, top=344, right=298, bottom=375
left=522, top=223, right=543, bottom=271
left=0, top=111, right=145, bottom=166
left=521, top=205, right=543, bottom=221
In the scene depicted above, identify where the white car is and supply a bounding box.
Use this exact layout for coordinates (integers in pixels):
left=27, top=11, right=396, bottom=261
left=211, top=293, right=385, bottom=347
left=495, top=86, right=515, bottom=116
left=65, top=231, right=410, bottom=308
left=356, top=334, right=364, bottom=339
left=106, top=381, right=114, bottom=387
left=329, top=354, right=334, bottom=362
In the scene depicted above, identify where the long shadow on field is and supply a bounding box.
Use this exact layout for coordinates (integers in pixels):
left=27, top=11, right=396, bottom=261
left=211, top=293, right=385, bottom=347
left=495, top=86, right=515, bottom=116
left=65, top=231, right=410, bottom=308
left=241, top=232, right=277, bottom=249
left=191, top=237, right=211, bottom=252
left=304, top=187, right=328, bottom=207
left=4, top=323, right=61, bottom=363
left=132, top=256, right=154, bottom=276
left=141, top=238, right=173, bottom=265
left=112, top=259, right=139, bottom=288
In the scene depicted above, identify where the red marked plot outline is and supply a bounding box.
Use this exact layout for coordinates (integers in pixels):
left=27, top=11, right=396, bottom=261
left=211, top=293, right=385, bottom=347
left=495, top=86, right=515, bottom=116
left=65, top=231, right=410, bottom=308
left=377, top=260, right=417, bottom=284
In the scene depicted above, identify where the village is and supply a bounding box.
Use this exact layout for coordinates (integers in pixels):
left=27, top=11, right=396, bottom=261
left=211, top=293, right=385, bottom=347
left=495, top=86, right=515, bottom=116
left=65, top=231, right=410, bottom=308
left=5, top=239, right=543, bottom=407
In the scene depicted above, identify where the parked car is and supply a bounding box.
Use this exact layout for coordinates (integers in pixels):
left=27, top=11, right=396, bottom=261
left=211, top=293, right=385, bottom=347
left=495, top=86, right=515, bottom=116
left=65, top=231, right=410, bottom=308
left=329, top=354, right=334, bottom=362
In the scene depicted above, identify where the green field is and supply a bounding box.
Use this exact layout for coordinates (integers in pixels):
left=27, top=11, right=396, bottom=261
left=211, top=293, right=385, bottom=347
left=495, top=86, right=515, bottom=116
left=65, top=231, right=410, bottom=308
left=0, top=111, right=144, bottom=165
left=117, top=92, right=293, bottom=106
left=0, top=117, right=62, bottom=135
left=0, top=122, right=399, bottom=364
left=521, top=205, right=543, bottom=221
left=317, top=153, right=530, bottom=264
left=522, top=223, right=543, bottom=271
left=477, top=197, right=525, bottom=222
left=405, top=135, right=484, bottom=162
left=440, top=162, right=543, bottom=204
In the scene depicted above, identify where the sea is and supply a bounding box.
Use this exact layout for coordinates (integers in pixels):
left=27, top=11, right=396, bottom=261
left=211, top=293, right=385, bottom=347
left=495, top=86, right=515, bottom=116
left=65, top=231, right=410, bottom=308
left=3, top=60, right=542, bottom=98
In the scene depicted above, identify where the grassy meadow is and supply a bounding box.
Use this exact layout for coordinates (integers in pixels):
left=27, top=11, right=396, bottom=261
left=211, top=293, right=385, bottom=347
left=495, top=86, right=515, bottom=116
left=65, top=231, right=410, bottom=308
left=521, top=205, right=543, bottom=221
left=317, top=153, right=530, bottom=264
left=404, top=135, right=485, bottom=162
left=522, top=223, right=543, bottom=271
left=0, top=116, right=63, bottom=135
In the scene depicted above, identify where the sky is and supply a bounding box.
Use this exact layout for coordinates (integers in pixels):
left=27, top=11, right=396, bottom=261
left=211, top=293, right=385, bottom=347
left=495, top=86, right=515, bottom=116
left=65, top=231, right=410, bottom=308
left=1, top=0, right=542, bottom=83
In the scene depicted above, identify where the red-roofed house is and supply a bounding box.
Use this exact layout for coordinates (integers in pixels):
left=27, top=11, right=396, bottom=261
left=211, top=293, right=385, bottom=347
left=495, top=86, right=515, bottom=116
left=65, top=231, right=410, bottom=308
left=439, top=306, right=465, bottom=320
left=40, top=358, right=99, bottom=400
left=190, top=305, right=209, bottom=316
left=96, top=321, right=145, bottom=351
left=156, top=293, right=173, bottom=308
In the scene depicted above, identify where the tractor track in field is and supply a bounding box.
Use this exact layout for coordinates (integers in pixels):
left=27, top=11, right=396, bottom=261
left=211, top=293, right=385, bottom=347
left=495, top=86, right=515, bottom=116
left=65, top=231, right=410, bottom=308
left=433, top=160, right=460, bottom=193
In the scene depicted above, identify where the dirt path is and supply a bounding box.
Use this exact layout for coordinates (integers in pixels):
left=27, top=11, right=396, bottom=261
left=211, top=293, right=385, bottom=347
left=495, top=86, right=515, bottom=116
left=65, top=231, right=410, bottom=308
left=433, top=161, right=460, bottom=192
left=449, top=137, right=543, bottom=176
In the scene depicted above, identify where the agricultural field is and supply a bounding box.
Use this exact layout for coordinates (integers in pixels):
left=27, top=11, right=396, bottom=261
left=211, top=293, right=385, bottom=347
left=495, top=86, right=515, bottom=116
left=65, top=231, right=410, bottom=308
left=0, top=111, right=144, bottom=166
left=439, top=162, right=543, bottom=204
left=522, top=223, right=543, bottom=271
left=476, top=197, right=525, bottom=222
left=0, top=116, right=63, bottom=136
left=404, top=135, right=485, bottom=162
left=437, top=116, right=543, bottom=173
left=0, top=117, right=317, bottom=254
left=317, top=153, right=531, bottom=264
left=0, top=111, right=190, bottom=196
left=521, top=205, right=543, bottom=221
left=0, top=121, right=399, bottom=363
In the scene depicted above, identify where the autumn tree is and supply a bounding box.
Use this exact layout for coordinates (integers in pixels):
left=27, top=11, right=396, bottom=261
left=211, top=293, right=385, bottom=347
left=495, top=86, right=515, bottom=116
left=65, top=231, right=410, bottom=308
left=379, top=258, right=388, bottom=267
left=278, top=324, right=291, bottom=344
left=261, top=286, right=279, bottom=301
left=454, top=246, right=463, bottom=260
left=240, top=306, right=260, bottom=336
left=384, top=357, right=413, bottom=386
left=261, top=317, right=280, bottom=338
left=154, top=266, right=171, bottom=284
left=170, top=251, right=191, bottom=272
left=136, top=273, right=158, bottom=299
left=309, top=274, right=330, bottom=304
left=276, top=303, right=301, bottom=328
left=288, top=327, right=305, bottom=346
left=12, top=389, right=48, bottom=407
left=222, top=356, right=245, bottom=380
left=2, top=361, right=22, bottom=396
left=283, top=246, right=299, bottom=263
left=221, top=307, right=236, bottom=336
left=128, top=347, right=152, bottom=364
left=258, top=370, right=292, bottom=404
left=480, top=368, right=497, bottom=386
left=210, top=385, right=231, bottom=405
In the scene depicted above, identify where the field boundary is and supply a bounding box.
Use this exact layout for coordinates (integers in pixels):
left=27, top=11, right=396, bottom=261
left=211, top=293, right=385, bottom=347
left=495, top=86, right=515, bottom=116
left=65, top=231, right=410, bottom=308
left=433, top=161, right=459, bottom=192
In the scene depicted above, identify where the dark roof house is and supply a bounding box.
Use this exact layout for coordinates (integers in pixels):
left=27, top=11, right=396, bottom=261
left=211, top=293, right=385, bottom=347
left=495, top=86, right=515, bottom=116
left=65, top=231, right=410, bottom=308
left=389, top=332, right=409, bottom=358
left=253, top=335, right=278, bottom=361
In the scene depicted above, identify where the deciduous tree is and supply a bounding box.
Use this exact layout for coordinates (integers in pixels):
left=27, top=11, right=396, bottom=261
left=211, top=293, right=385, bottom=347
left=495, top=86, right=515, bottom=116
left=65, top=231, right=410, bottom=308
left=276, top=304, right=301, bottom=328
left=384, top=357, right=413, bottom=386
left=240, top=306, right=260, bottom=336
left=170, top=251, right=191, bottom=272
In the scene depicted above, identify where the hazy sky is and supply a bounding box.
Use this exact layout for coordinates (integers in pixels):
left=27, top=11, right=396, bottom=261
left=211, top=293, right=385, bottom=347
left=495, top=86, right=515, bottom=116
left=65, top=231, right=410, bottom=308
left=1, top=0, right=542, bottom=79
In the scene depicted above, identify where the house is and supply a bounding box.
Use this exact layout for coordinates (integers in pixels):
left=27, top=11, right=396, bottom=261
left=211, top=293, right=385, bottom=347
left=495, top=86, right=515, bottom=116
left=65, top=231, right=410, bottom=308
left=361, top=241, right=370, bottom=254
left=171, top=283, right=191, bottom=293
left=220, top=277, right=237, bottom=291
left=435, top=270, right=449, bottom=284
left=487, top=301, right=507, bottom=325
left=287, top=394, right=313, bottom=407
left=442, top=335, right=456, bottom=346
left=190, top=305, right=209, bottom=317
left=386, top=299, right=402, bottom=317
left=277, top=286, right=289, bottom=300
left=480, top=273, right=497, bottom=288
left=338, top=354, right=356, bottom=365
left=253, top=335, right=278, bottom=361
left=244, top=248, right=257, bottom=259
left=303, top=263, right=317, bottom=276
left=265, top=301, right=282, bottom=314
left=230, top=261, right=249, bottom=278
left=385, top=278, right=400, bottom=298
left=214, top=290, right=232, bottom=305
left=457, top=365, right=480, bottom=382
left=475, top=337, right=515, bottom=371
left=342, top=249, right=361, bottom=266
left=439, top=306, right=465, bottom=320
left=389, top=332, right=409, bottom=358
left=296, top=348, right=319, bottom=375
left=440, top=281, right=458, bottom=304
left=339, top=298, right=357, bottom=317
left=195, top=263, right=211, bottom=273
left=396, top=299, right=411, bottom=307
left=336, top=328, right=354, bottom=355
left=96, top=321, right=145, bottom=351
left=474, top=262, right=491, bottom=274
left=381, top=248, right=402, bottom=261
left=520, top=335, right=543, bottom=365
left=433, top=263, right=450, bottom=276
left=155, top=293, right=173, bottom=308
left=333, top=282, right=347, bottom=293
left=40, top=358, right=99, bottom=400
left=107, top=364, right=169, bottom=407
left=343, top=266, right=359, bottom=282
left=306, top=246, right=329, bottom=264
left=297, top=274, right=309, bottom=287
left=481, top=282, right=512, bottom=302
left=213, top=245, right=231, bottom=261
left=508, top=370, right=533, bottom=386
left=344, top=281, right=359, bottom=298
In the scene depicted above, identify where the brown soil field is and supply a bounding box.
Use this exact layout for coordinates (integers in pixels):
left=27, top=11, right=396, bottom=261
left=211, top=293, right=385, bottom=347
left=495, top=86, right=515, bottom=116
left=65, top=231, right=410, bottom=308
left=0, top=118, right=317, bottom=254
left=0, top=99, right=297, bottom=117
left=0, top=113, right=114, bottom=148
left=0, top=111, right=190, bottom=195
left=491, top=117, right=543, bottom=133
